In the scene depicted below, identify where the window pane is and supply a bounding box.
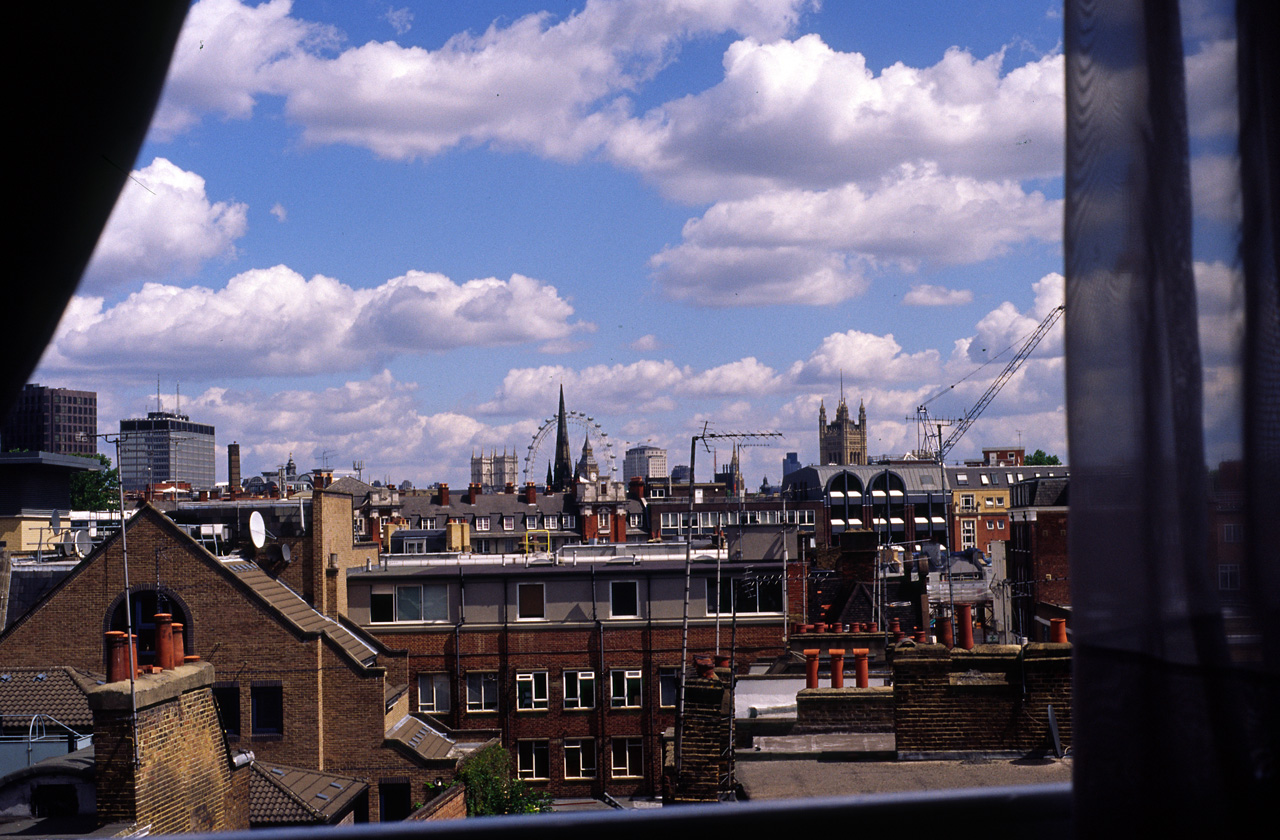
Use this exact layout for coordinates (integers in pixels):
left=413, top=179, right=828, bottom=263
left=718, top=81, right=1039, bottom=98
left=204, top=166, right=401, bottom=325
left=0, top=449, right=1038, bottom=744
left=518, top=583, right=544, bottom=619
left=370, top=591, right=394, bottom=623
left=396, top=586, right=421, bottom=621
left=422, top=585, right=448, bottom=621
left=659, top=668, right=678, bottom=707
left=251, top=683, right=283, bottom=735
left=611, top=581, right=638, bottom=617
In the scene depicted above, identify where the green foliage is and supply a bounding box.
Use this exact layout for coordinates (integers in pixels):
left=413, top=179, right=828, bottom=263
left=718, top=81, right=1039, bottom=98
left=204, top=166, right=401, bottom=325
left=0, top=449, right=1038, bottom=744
left=455, top=743, right=552, bottom=816
left=1025, top=449, right=1061, bottom=465
left=69, top=453, right=120, bottom=511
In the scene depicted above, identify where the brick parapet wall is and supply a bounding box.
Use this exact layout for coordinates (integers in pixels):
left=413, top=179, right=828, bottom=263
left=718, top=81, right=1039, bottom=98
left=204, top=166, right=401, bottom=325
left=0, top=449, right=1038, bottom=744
left=892, top=642, right=1072, bottom=754
left=794, top=687, right=894, bottom=733
left=408, top=783, right=467, bottom=821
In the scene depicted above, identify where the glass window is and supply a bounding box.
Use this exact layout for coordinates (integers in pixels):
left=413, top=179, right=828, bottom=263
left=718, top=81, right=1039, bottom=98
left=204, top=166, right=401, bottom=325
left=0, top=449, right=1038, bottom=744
left=517, top=583, right=545, bottom=620
left=503, top=515, right=515, bottom=531
left=564, top=670, right=595, bottom=709
left=1219, top=564, right=1241, bottom=591
left=611, top=669, right=642, bottom=708
left=476, top=516, right=490, bottom=531
left=418, top=673, right=450, bottom=713
left=544, top=515, right=557, bottom=529
left=516, top=671, right=548, bottom=710
left=610, top=580, right=638, bottom=618
left=467, top=672, right=498, bottom=712
left=213, top=681, right=239, bottom=737
left=1222, top=523, right=1244, bottom=543
left=611, top=737, right=643, bottom=778
left=659, top=667, right=679, bottom=707
left=707, top=578, right=783, bottom=614
left=517, top=740, right=549, bottom=780
left=564, top=738, right=596, bottom=779
left=370, top=587, right=394, bottom=623
left=250, top=682, right=283, bottom=736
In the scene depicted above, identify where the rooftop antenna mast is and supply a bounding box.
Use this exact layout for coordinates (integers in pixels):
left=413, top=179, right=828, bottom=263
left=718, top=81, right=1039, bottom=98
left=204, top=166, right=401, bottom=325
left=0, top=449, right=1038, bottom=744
left=676, top=423, right=782, bottom=781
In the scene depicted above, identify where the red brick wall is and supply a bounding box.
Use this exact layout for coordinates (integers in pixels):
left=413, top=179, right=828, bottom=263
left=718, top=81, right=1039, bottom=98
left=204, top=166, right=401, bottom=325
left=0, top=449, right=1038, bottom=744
left=892, top=642, right=1072, bottom=753
left=370, top=620, right=784, bottom=798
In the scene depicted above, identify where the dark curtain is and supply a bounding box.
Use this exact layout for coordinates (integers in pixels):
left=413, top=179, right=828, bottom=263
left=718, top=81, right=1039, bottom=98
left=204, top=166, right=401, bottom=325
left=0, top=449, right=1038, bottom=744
left=1066, top=0, right=1278, bottom=831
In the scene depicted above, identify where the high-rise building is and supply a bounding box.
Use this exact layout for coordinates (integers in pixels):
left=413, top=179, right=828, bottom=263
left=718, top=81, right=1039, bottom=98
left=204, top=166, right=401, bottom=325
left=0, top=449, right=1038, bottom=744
left=623, top=445, right=668, bottom=483
left=782, top=452, right=801, bottom=477
left=1, top=383, right=98, bottom=455
left=118, top=410, right=216, bottom=492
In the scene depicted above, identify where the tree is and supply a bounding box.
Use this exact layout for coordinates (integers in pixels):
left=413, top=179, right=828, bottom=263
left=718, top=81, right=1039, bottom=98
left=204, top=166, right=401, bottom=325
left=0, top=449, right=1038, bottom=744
left=1025, top=449, right=1061, bottom=466
left=70, top=453, right=119, bottom=510
left=455, top=743, right=551, bottom=816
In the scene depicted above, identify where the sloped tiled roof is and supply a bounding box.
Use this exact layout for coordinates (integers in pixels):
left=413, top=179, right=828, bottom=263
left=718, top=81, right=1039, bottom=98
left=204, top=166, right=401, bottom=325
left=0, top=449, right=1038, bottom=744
left=222, top=561, right=379, bottom=667
left=385, top=714, right=455, bottom=762
left=249, top=761, right=367, bottom=825
left=0, top=666, right=102, bottom=730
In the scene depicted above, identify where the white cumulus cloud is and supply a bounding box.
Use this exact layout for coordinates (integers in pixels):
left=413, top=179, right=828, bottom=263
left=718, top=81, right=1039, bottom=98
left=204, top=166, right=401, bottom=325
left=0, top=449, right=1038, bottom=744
left=903, top=284, right=974, bottom=306
left=83, top=158, right=247, bottom=292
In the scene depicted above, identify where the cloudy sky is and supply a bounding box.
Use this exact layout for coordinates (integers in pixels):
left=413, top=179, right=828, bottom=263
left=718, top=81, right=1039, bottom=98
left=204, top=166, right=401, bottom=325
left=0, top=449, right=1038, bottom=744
left=35, top=0, right=1241, bottom=487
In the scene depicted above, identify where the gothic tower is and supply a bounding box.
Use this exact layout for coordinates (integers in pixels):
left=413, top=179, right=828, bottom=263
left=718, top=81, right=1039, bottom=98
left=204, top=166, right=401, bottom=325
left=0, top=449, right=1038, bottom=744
left=819, top=393, right=868, bottom=465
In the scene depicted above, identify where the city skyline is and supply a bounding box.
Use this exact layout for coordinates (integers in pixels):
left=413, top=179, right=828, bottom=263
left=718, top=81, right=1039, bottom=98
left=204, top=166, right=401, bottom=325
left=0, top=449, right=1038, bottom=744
left=33, top=0, right=1233, bottom=487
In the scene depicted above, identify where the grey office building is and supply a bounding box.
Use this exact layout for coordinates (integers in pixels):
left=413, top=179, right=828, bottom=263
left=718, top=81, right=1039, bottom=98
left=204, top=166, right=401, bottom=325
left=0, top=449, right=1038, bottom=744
left=119, top=411, right=216, bottom=492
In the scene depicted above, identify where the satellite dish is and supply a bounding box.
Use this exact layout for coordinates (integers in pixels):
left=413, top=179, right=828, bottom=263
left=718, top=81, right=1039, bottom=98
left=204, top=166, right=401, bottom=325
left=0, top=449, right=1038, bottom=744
left=73, top=530, right=91, bottom=558
left=50, top=510, right=62, bottom=535
left=249, top=511, right=267, bottom=549
left=277, top=543, right=292, bottom=565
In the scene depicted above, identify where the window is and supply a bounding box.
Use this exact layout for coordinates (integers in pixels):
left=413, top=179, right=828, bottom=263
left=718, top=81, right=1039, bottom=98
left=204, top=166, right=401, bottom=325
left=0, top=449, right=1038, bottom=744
left=526, top=513, right=539, bottom=529
left=598, top=510, right=610, bottom=530
left=564, top=738, right=596, bottom=779
left=997, top=520, right=1005, bottom=530
left=659, top=667, right=679, bottom=707
left=961, top=520, right=976, bottom=549
left=418, top=673, right=450, bottom=714
left=980, top=474, right=991, bottom=485
left=610, top=580, right=639, bottom=618
left=544, top=515, right=558, bottom=529
left=707, top=578, right=784, bottom=614
left=611, top=737, right=643, bottom=778
left=516, top=671, right=548, bottom=710
left=956, top=473, right=968, bottom=485
left=1222, top=523, right=1244, bottom=543
left=562, top=515, right=575, bottom=529
left=370, top=584, right=448, bottom=623
left=564, top=670, right=595, bottom=709
left=960, top=493, right=975, bottom=509
left=517, top=583, right=545, bottom=620
left=213, top=681, right=240, bottom=737
left=476, top=516, right=491, bottom=531
left=250, top=682, right=283, bottom=736
left=611, top=669, right=642, bottom=708
left=985, top=496, right=995, bottom=506
left=466, top=672, right=498, bottom=712
left=987, top=520, right=995, bottom=530
left=1219, top=564, right=1241, bottom=591
left=629, top=513, right=642, bottom=528
left=517, top=740, right=549, bottom=780
left=503, top=515, right=515, bottom=531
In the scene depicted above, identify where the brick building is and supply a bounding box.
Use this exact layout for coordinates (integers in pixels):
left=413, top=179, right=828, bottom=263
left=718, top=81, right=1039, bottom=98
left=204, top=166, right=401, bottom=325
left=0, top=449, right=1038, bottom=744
left=1008, top=477, right=1070, bottom=641
left=0, top=496, right=471, bottom=821
left=347, top=551, right=788, bottom=799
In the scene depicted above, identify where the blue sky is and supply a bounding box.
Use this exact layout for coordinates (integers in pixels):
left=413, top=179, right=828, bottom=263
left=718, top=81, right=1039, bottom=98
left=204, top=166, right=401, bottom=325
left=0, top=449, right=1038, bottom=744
left=34, top=0, right=1242, bottom=487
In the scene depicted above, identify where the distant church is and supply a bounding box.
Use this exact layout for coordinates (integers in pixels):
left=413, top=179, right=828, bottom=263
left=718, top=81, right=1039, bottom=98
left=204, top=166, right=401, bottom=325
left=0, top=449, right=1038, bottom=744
left=819, top=390, right=867, bottom=466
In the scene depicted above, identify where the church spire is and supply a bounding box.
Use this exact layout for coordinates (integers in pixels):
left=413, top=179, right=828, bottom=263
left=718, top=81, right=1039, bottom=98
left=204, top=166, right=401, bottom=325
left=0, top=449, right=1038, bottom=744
left=552, top=385, right=573, bottom=492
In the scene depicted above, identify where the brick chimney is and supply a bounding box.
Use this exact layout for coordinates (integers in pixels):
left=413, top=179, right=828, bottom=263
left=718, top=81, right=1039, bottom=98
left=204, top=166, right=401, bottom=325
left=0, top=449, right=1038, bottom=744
left=524, top=482, right=537, bottom=504
left=90, top=661, right=249, bottom=833
left=468, top=483, right=482, bottom=504
left=227, top=442, right=241, bottom=497
left=628, top=476, right=645, bottom=501
left=438, top=483, right=451, bottom=506
left=504, top=482, right=516, bottom=494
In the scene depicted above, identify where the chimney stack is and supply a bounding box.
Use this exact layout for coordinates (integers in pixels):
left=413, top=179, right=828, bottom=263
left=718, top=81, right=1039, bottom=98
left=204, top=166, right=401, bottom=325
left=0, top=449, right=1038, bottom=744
left=439, top=483, right=451, bottom=506
left=504, top=482, right=515, bottom=494
left=628, top=476, right=645, bottom=501
left=227, top=442, right=241, bottom=497
left=468, top=483, right=482, bottom=504
left=524, top=482, right=537, bottom=504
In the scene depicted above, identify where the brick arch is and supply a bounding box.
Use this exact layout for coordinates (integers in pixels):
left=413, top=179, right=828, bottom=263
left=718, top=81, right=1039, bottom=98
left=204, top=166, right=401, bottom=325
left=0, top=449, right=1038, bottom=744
left=102, top=584, right=195, bottom=668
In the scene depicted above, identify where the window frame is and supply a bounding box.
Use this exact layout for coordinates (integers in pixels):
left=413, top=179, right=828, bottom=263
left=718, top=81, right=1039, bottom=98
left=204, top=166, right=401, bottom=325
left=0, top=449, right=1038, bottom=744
left=517, top=740, right=550, bottom=781
left=417, top=673, right=451, bottom=714
left=610, top=737, right=643, bottom=778
left=250, top=681, right=283, bottom=737
left=610, top=669, right=642, bottom=708
left=610, top=580, right=639, bottom=618
left=517, top=582, right=545, bottom=621
left=564, top=738, right=597, bottom=779
left=516, top=671, right=549, bottom=710
left=659, top=667, right=679, bottom=708
left=213, top=681, right=240, bottom=738
left=564, top=670, right=596, bottom=710
left=466, top=672, right=498, bottom=713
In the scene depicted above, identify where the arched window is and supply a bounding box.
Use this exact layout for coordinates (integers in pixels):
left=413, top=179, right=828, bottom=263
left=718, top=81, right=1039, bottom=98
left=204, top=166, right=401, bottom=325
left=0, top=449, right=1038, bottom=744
left=104, top=586, right=193, bottom=667
left=825, top=472, right=864, bottom=533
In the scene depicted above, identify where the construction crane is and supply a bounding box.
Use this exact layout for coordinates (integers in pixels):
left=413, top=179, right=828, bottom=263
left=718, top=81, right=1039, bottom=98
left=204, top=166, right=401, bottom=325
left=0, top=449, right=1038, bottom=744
left=916, top=304, right=1064, bottom=463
